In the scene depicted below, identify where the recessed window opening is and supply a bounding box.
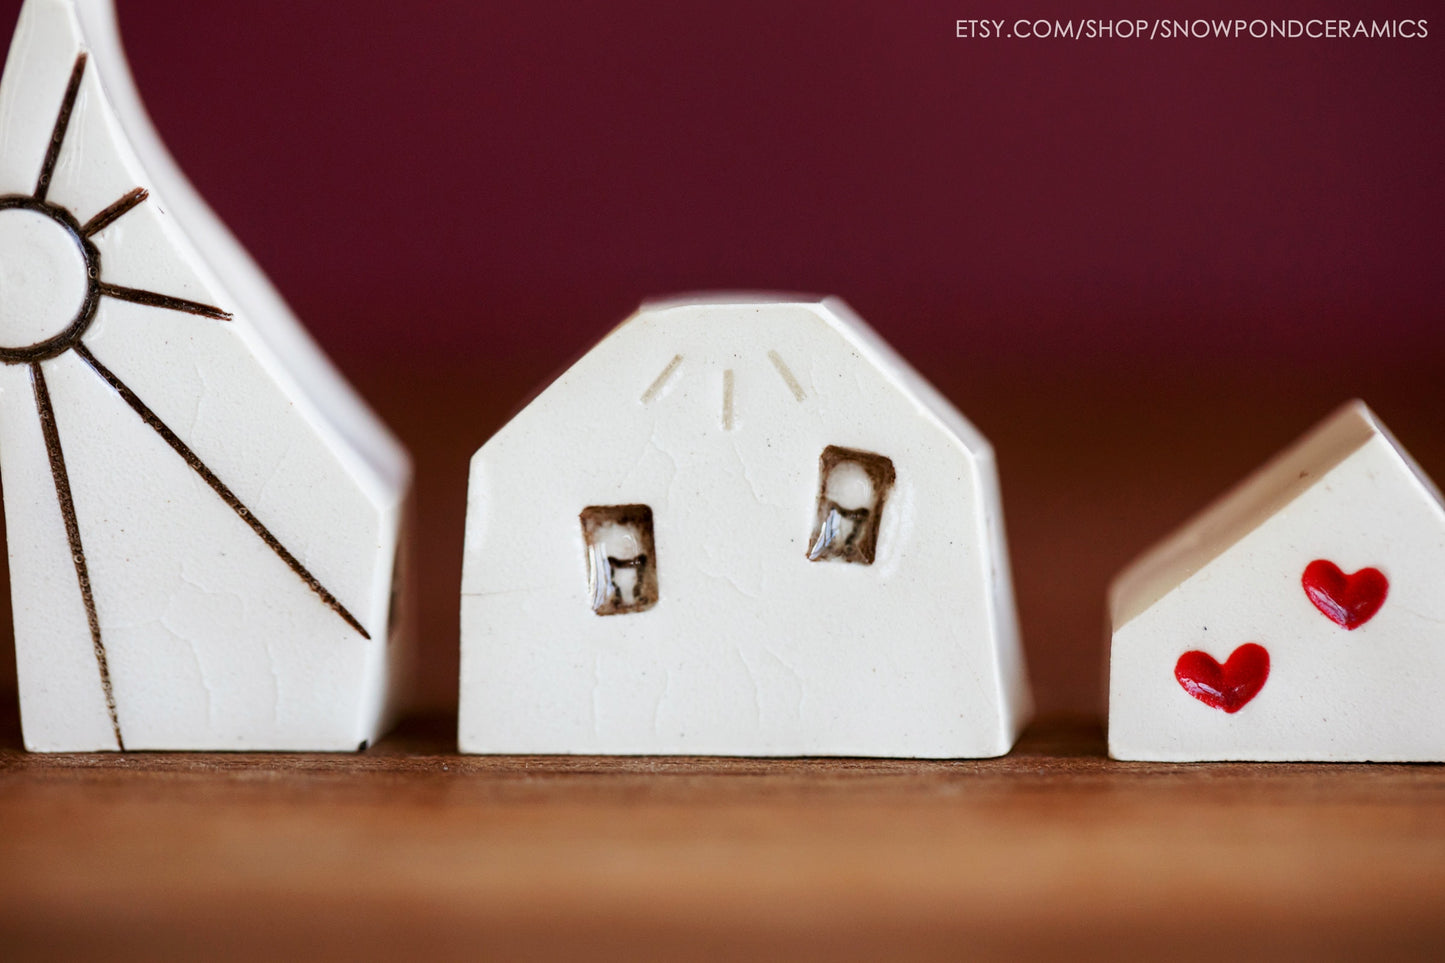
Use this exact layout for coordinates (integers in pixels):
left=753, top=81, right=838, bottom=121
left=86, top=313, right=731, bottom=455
left=580, top=504, right=659, bottom=615
left=808, top=446, right=895, bottom=565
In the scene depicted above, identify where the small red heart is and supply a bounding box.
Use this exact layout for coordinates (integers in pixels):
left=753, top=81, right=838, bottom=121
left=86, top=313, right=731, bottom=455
left=1174, top=643, right=1270, bottom=713
left=1301, top=559, right=1388, bottom=630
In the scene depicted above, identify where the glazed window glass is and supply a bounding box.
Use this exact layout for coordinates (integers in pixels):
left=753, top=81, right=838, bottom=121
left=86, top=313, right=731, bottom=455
left=807, top=447, right=895, bottom=565
left=580, top=504, right=659, bottom=615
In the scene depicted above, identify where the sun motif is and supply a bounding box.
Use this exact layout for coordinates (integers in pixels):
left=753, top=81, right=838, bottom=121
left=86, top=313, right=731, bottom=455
left=0, top=54, right=367, bottom=750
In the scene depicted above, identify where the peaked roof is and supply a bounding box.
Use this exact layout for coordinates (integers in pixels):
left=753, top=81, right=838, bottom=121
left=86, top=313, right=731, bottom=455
left=602, top=293, right=995, bottom=457
left=13, top=0, right=408, bottom=492
left=1111, top=400, right=1445, bottom=628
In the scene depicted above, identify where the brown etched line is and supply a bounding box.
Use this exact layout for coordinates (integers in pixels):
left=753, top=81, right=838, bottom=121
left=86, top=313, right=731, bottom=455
left=640, top=354, right=683, bottom=403
left=722, top=368, right=735, bottom=430
left=35, top=53, right=88, bottom=202
left=73, top=343, right=371, bottom=640
left=81, top=187, right=149, bottom=237
left=98, top=282, right=231, bottom=321
left=767, top=349, right=806, bottom=401
left=30, top=361, right=124, bottom=750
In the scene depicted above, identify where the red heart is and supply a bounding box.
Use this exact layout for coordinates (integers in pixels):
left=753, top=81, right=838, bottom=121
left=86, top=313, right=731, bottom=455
left=1174, top=643, right=1270, bottom=713
left=1301, top=560, right=1388, bottom=630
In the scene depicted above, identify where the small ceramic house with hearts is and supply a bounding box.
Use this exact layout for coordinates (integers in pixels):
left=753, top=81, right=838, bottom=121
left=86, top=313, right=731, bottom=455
left=459, top=295, right=1030, bottom=758
left=1108, top=400, right=1445, bottom=762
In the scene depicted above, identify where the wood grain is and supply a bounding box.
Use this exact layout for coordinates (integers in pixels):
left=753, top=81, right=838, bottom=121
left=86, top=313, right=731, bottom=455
left=2, top=361, right=1444, bottom=960
left=2, top=712, right=1444, bottom=961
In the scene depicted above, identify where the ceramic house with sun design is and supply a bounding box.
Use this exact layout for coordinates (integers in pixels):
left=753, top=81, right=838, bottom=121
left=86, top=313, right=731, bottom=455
left=1108, top=400, right=1445, bottom=762
left=0, top=0, right=413, bottom=751
left=459, top=295, right=1030, bottom=757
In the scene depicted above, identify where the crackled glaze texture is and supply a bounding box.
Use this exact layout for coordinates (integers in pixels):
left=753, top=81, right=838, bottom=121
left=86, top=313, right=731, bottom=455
left=1109, top=401, right=1445, bottom=762
left=0, top=0, right=413, bottom=751
left=460, top=295, right=1030, bottom=758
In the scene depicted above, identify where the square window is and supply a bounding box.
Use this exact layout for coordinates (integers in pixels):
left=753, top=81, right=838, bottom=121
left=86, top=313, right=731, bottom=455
left=807, top=446, right=895, bottom=565
left=580, top=504, right=659, bottom=615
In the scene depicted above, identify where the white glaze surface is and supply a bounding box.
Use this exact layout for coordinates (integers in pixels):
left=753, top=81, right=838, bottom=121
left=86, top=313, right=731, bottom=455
left=0, top=206, right=87, bottom=341
left=460, top=296, right=1029, bottom=758
left=1109, top=402, right=1445, bottom=761
left=0, top=0, right=413, bottom=751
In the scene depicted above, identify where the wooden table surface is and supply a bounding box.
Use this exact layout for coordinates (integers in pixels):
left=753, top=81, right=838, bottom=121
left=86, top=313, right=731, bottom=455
left=2, top=358, right=1444, bottom=960
left=3, top=714, right=1443, bottom=961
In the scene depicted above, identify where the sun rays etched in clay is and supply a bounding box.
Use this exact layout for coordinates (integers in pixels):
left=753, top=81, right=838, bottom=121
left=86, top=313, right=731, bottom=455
left=0, top=54, right=369, bottom=750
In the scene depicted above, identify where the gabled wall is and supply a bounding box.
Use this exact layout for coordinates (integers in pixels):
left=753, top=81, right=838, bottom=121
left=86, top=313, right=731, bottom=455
left=461, top=299, right=1026, bottom=757
left=1110, top=432, right=1445, bottom=761
left=2, top=0, right=410, bottom=750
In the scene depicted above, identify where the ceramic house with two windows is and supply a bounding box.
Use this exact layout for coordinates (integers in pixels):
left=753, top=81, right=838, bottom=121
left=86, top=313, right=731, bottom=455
left=1109, top=401, right=1445, bottom=761
left=459, top=296, right=1030, bottom=757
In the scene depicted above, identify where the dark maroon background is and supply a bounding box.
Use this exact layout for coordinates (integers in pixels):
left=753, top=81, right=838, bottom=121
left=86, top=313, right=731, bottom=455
left=0, top=0, right=1433, bottom=366
left=0, top=1, right=1441, bottom=717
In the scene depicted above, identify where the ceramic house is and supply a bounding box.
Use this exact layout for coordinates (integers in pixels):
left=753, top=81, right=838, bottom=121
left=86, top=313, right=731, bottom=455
left=459, top=295, right=1030, bottom=757
left=0, top=0, right=412, bottom=751
left=1109, top=401, right=1445, bottom=761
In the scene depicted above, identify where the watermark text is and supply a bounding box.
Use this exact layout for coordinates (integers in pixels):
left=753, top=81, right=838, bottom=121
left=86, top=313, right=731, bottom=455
left=956, top=19, right=1428, bottom=40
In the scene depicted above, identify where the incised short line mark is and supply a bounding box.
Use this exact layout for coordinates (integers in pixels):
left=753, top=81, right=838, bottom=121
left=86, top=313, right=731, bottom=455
left=81, top=187, right=148, bottom=237
left=640, top=354, right=682, bottom=403
left=722, top=369, right=735, bottom=430
left=767, top=349, right=806, bottom=401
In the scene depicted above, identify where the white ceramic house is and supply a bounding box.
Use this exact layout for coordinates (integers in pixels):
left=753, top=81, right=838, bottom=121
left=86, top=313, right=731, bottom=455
left=460, top=295, right=1030, bottom=757
left=0, top=0, right=412, bottom=751
left=1109, top=401, right=1445, bottom=761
